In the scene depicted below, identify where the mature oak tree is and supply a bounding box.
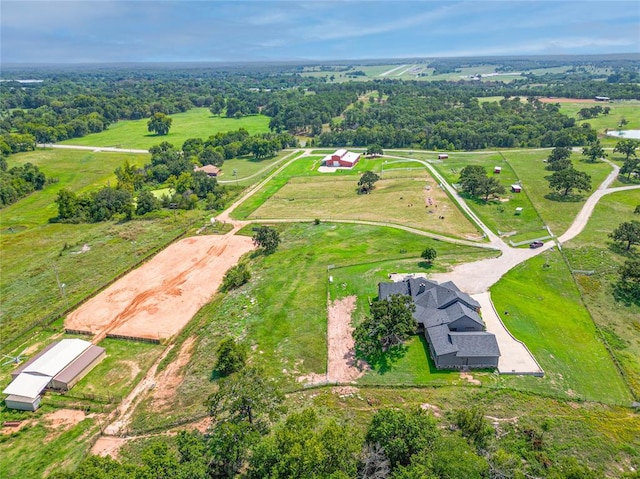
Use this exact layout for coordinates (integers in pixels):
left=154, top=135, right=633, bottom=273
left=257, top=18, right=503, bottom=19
left=610, top=220, right=640, bottom=250
left=252, top=226, right=280, bottom=254
left=147, top=112, right=173, bottom=136
left=613, top=139, right=639, bottom=161
left=358, top=170, right=380, bottom=194
left=354, top=294, right=416, bottom=359
left=582, top=140, right=607, bottom=163
left=547, top=167, right=591, bottom=196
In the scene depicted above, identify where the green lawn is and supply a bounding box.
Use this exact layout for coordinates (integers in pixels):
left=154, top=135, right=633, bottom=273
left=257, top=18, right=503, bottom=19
left=408, top=151, right=548, bottom=240
left=0, top=404, right=98, bottom=479
left=563, top=189, right=640, bottom=397
left=71, top=338, right=164, bottom=400
left=59, top=108, right=271, bottom=149
left=503, top=150, right=613, bottom=237
left=491, top=251, right=632, bottom=405
left=0, top=150, right=200, bottom=347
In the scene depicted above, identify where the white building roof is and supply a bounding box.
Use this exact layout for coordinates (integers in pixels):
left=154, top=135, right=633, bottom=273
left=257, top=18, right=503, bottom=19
left=22, top=338, right=91, bottom=378
left=3, top=373, right=51, bottom=399
left=334, top=149, right=347, bottom=157
left=342, top=151, right=360, bottom=165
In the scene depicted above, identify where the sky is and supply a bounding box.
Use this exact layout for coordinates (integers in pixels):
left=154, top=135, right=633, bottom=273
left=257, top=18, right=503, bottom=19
left=1, top=0, right=639, bottom=64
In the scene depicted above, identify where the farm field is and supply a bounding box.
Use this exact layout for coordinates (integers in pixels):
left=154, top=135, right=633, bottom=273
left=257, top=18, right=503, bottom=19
left=402, top=149, right=612, bottom=240
left=0, top=149, right=200, bottom=347
left=59, top=108, right=270, bottom=149
left=491, top=251, right=632, bottom=405
left=563, top=189, right=640, bottom=397
left=249, top=175, right=481, bottom=239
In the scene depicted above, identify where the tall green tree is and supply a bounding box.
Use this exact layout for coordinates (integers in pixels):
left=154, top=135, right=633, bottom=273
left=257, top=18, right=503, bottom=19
left=620, top=157, right=640, bottom=179
left=613, top=139, right=639, bottom=160
left=547, top=167, right=591, bottom=196
left=458, top=165, right=487, bottom=197
left=582, top=140, right=607, bottom=163
left=147, top=112, right=173, bottom=135
left=365, top=408, right=438, bottom=467
left=421, top=247, right=437, bottom=264
left=354, top=294, right=416, bottom=359
left=214, top=337, right=247, bottom=377
left=253, top=225, right=280, bottom=254
left=610, top=220, right=640, bottom=251
left=358, top=170, right=380, bottom=194
left=206, top=366, right=284, bottom=432
left=248, top=409, right=360, bottom=479
left=546, top=146, right=572, bottom=171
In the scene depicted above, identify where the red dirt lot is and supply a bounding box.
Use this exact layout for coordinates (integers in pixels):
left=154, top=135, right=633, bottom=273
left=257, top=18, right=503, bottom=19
left=65, top=234, right=254, bottom=342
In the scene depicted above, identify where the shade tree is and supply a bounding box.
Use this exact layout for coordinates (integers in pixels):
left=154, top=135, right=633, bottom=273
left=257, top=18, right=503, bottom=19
left=547, top=167, right=591, bottom=196
left=147, top=112, right=173, bottom=135
left=610, top=220, right=640, bottom=251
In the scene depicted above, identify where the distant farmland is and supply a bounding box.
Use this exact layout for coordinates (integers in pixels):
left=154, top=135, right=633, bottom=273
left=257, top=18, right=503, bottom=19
left=60, top=108, right=271, bottom=149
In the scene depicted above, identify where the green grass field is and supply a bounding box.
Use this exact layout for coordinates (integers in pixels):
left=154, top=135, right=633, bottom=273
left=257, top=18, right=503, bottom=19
left=249, top=175, right=480, bottom=239
left=128, top=222, right=496, bottom=431
left=0, top=150, right=200, bottom=347
left=502, top=149, right=612, bottom=237
left=491, top=251, right=632, bottom=405
left=562, top=189, right=640, bottom=397
left=405, top=151, right=548, bottom=240
left=59, top=108, right=271, bottom=149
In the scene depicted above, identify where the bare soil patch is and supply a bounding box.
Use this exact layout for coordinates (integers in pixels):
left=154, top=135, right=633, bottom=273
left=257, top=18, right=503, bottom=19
left=327, top=296, right=368, bottom=383
left=65, top=234, right=255, bottom=342
left=150, top=336, right=196, bottom=410
left=460, top=372, right=481, bottom=385
left=92, top=436, right=128, bottom=458
left=44, top=409, right=86, bottom=432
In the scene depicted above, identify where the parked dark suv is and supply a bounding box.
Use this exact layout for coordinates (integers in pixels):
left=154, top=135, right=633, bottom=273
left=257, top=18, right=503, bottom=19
left=529, top=241, right=544, bottom=249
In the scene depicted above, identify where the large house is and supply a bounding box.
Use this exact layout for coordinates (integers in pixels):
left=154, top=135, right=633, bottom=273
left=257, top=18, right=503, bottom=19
left=378, top=278, right=500, bottom=369
left=321, top=149, right=361, bottom=168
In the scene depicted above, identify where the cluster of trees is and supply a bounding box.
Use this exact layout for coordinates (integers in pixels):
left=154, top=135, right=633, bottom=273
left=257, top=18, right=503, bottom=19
left=316, top=95, right=597, bottom=150
left=610, top=217, right=640, bottom=305
left=6, top=63, right=639, bottom=156
left=614, top=139, right=640, bottom=180
left=0, top=160, right=48, bottom=206
left=354, top=294, right=416, bottom=362
left=544, top=146, right=592, bottom=197
left=458, top=165, right=505, bottom=201
left=51, top=380, right=608, bottom=478
left=577, top=105, right=609, bottom=119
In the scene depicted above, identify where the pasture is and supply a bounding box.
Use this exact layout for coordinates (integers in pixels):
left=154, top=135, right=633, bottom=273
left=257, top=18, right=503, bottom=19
left=59, top=108, right=270, bottom=149
left=0, top=149, right=199, bottom=347
left=563, top=189, right=640, bottom=397
left=491, top=251, right=632, bottom=405
left=249, top=175, right=480, bottom=239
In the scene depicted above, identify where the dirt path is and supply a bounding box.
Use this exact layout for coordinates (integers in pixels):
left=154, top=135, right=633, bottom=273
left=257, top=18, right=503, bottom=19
left=38, top=143, right=149, bottom=154
left=150, top=337, right=196, bottom=409
left=327, top=296, right=367, bottom=383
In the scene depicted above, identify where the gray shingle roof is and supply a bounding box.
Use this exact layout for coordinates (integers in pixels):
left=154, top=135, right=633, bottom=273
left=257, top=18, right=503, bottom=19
left=378, top=278, right=500, bottom=364
left=450, top=332, right=500, bottom=357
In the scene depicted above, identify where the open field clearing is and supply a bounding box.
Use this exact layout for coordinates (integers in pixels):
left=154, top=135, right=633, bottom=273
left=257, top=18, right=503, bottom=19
left=502, top=150, right=612, bottom=237
left=0, top=150, right=203, bottom=346
left=403, top=149, right=612, bottom=240
left=59, top=108, right=270, bottom=149
left=128, top=222, right=496, bottom=432
left=249, top=175, right=481, bottom=239
left=563, top=189, right=640, bottom=397
left=491, top=251, right=632, bottom=405
left=407, top=151, right=548, bottom=241
left=216, top=150, right=292, bottom=183
left=66, top=234, right=255, bottom=342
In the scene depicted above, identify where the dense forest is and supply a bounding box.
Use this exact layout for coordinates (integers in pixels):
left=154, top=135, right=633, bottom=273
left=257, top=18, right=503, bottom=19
left=1, top=55, right=639, bottom=153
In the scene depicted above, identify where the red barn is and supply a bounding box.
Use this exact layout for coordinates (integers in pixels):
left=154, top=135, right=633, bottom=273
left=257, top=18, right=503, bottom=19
left=321, top=149, right=361, bottom=168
